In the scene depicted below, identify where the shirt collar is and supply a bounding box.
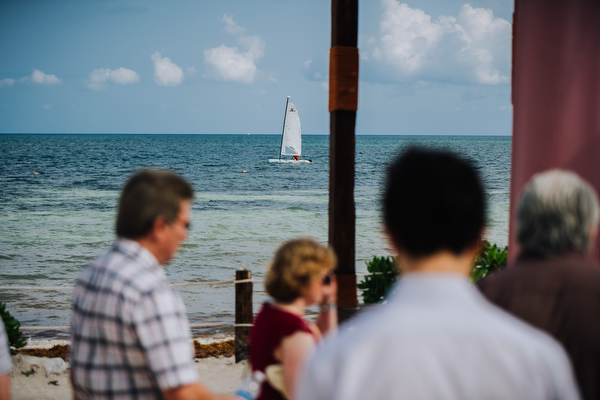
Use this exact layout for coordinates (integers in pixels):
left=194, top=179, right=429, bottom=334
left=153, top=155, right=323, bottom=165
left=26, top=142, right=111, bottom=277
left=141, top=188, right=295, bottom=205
left=389, top=273, right=483, bottom=306
left=112, top=238, right=162, bottom=273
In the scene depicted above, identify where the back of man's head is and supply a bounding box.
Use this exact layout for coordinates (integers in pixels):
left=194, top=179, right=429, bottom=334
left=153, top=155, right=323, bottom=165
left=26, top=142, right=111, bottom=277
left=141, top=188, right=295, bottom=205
left=518, top=169, right=599, bottom=258
left=383, top=147, right=486, bottom=258
left=116, top=170, right=193, bottom=240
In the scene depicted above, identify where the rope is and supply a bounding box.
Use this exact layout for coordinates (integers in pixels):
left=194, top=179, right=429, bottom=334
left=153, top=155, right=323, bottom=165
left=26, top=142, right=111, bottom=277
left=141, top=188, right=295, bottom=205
left=0, top=286, right=74, bottom=291
left=10, top=274, right=382, bottom=330
left=174, top=278, right=257, bottom=287
left=0, top=274, right=388, bottom=291
left=21, top=322, right=254, bottom=331
left=0, top=275, right=387, bottom=291
left=0, top=278, right=259, bottom=291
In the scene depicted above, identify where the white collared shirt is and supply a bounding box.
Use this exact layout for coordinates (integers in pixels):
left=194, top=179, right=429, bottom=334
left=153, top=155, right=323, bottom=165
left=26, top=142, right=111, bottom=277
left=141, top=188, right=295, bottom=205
left=297, top=274, right=580, bottom=400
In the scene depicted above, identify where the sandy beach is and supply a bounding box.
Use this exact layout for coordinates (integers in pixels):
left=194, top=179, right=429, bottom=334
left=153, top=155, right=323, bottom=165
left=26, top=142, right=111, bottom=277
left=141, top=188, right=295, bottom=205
left=10, top=340, right=249, bottom=399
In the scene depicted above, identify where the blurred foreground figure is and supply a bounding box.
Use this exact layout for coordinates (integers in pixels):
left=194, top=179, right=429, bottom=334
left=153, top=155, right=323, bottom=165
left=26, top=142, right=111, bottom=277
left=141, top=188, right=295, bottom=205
left=0, top=319, right=12, bottom=400
left=297, top=148, right=579, bottom=400
left=250, top=238, right=337, bottom=400
left=70, top=170, right=235, bottom=400
left=479, top=170, right=600, bottom=400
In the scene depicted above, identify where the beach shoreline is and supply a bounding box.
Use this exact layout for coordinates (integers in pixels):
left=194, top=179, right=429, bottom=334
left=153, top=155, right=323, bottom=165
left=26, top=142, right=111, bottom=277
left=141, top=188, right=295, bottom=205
left=10, top=338, right=247, bottom=399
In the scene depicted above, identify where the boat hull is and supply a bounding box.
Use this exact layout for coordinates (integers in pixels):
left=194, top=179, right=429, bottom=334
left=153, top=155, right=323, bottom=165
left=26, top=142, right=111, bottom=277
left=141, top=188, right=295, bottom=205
left=268, top=159, right=312, bottom=164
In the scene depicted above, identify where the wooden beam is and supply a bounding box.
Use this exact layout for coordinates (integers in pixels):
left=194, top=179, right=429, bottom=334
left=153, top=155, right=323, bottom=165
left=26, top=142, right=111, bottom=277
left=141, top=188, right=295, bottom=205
left=330, top=0, right=359, bottom=314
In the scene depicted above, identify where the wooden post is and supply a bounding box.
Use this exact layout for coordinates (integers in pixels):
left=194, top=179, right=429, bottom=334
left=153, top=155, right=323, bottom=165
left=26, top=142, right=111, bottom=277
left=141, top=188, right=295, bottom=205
left=235, top=269, right=252, bottom=363
left=330, top=0, right=359, bottom=323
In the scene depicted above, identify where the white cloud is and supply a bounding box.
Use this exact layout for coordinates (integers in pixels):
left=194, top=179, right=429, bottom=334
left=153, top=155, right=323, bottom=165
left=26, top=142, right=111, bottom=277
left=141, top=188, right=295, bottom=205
left=31, top=69, right=62, bottom=85
left=151, top=52, right=184, bottom=87
left=222, top=13, right=246, bottom=35
left=43, top=104, right=52, bottom=109
left=204, top=15, right=265, bottom=84
left=204, top=46, right=258, bottom=84
left=368, top=1, right=511, bottom=85
left=87, top=67, right=140, bottom=90
left=303, top=60, right=312, bottom=68
left=0, top=78, right=14, bottom=87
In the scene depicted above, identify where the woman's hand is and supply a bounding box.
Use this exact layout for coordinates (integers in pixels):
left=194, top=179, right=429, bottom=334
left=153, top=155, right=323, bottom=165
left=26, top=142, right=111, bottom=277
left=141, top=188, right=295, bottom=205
left=316, top=274, right=338, bottom=335
left=319, top=274, right=337, bottom=308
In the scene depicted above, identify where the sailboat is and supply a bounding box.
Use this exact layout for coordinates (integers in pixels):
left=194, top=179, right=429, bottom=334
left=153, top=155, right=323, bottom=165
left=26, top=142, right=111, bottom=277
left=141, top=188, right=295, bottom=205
left=268, top=96, right=312, bottom=163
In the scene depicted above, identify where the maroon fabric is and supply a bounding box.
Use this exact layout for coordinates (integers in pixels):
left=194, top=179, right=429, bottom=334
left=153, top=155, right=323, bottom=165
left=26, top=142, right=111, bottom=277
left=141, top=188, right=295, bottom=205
left=510, top=0, right=600, bottom=262
left=249, top=302, right=315, bottom=400
left=478, top=254, right=600, bottom=400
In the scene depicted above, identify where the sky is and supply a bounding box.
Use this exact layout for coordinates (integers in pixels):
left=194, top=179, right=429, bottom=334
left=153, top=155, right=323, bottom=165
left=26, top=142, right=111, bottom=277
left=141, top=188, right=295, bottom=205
left=0, top=0, right=514, bottom=135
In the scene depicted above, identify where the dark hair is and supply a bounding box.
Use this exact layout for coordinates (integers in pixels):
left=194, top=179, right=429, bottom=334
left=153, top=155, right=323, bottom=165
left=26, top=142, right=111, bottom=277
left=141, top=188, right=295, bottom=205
left=116, top=170, right=193, bottom=239
left=265, top=238, right=336, bottom=304
left=383, top=147, right=486, bottom=257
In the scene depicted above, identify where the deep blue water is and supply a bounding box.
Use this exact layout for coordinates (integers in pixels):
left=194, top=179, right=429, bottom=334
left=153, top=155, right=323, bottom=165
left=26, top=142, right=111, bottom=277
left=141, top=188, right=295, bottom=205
left=0, top=134, right=511, bottom=339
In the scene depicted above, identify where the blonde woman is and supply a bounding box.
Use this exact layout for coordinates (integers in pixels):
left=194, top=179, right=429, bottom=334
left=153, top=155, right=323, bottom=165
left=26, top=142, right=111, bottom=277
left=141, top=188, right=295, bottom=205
left=249, top=238, right=337, bottom=400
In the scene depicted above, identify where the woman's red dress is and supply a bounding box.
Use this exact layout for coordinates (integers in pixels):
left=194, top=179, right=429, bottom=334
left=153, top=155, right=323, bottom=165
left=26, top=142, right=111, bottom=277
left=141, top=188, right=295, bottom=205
left=249, top=302, right=316, bottom=400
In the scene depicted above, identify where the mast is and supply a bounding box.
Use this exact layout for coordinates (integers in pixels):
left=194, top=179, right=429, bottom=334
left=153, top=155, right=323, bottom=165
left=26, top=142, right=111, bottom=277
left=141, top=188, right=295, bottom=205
left=278, top=96, right=290, bottom=160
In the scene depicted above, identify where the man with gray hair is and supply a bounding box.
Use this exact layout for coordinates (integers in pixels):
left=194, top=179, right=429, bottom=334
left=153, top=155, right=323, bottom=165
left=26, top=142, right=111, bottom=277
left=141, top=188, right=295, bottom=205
left=479, top=169, right=600, bottom=400
left=70, top=170, right=235, bottom=400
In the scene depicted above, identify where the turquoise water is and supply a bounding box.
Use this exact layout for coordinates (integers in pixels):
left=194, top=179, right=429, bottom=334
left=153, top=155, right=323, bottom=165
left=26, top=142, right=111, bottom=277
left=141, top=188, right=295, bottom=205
left=0, top=134, right=511, bottom=339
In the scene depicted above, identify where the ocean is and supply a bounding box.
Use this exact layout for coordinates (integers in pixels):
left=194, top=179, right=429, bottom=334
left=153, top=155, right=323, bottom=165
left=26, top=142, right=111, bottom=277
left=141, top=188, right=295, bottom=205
left=0, top=134, right=511, bottom=340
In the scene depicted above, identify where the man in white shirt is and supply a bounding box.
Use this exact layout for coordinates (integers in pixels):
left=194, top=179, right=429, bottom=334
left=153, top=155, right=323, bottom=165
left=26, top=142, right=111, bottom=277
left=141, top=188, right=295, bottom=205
left=297, top=148, right=580, bottom=400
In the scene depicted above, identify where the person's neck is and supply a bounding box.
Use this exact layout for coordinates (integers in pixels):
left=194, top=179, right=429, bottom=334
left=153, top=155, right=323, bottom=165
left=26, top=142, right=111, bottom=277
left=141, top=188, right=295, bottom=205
left=134, top=237, right=163, bottom=265
left=400, top=250, right=474, bottom=277
left=273, top=297, right=309, bottom=317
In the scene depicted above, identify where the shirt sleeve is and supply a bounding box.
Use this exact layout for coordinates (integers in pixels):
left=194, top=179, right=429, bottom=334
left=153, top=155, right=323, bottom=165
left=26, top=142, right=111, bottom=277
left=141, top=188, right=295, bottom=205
left=133, top=285, right=198, bottom=391
left=0, top=320, right=13, bottom=375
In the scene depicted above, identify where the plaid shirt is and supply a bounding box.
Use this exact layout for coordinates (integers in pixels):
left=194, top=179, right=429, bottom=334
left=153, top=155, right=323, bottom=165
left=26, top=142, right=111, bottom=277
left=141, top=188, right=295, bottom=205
left=70, top=239, right=198, bottom=399
left=0, top=319, right=12, bottom=375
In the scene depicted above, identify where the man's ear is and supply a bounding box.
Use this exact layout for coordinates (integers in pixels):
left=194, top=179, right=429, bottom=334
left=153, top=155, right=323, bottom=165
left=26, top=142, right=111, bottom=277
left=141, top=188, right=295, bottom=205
left=150, top=215, right=168, bottom=241
left=466, top=231, right=484, bottom=259
left=384, top=225, right=411, bottom=271
left=383, top=224, right=399, bottom=255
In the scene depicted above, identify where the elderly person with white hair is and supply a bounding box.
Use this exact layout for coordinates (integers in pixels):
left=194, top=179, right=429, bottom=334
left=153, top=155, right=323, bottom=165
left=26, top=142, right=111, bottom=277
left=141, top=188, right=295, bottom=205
left=479, top=169, right=600, bottom=400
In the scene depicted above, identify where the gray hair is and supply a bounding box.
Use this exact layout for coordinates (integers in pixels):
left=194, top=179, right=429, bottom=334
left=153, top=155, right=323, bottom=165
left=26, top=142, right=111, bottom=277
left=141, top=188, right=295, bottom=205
left=518, top=169, right=599, bottom=257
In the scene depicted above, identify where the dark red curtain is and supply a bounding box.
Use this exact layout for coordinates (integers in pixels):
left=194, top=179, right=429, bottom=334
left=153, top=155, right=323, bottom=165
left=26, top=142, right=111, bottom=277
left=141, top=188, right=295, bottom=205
left=510, top=0, right=600, bottom=262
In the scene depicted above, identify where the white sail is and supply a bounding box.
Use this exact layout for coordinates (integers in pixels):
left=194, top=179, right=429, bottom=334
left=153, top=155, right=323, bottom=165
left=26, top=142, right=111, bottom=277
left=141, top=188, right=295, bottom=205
left=280, top=101, right=301, bottom=156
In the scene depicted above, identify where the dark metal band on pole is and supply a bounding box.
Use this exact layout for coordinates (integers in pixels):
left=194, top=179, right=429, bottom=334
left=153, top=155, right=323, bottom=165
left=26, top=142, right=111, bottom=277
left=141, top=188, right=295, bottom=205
left=330, top=0, right=359, bottom=319
left=235, top=269, right=252, bottom=362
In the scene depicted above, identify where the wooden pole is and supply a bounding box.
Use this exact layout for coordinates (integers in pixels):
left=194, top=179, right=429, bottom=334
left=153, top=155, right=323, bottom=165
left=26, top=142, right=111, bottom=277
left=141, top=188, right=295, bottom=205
left=330, top=0, right=359, bottom=323
left=235, top=269, right=252, bottom=363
